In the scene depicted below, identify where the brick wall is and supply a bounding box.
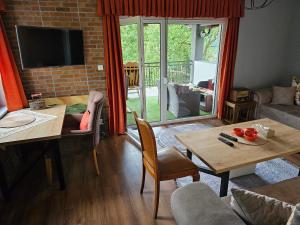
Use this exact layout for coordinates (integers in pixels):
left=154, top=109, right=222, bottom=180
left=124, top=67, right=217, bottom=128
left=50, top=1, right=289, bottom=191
left=2, top=0, right=105, bottom=98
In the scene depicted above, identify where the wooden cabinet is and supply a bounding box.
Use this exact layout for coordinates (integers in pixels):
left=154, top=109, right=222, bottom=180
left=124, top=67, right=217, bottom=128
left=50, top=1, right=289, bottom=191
left=223, top=101, right=256, bottom=124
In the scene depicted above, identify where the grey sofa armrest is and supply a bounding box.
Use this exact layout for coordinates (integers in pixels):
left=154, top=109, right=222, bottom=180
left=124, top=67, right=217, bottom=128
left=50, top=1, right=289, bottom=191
left=253, top=88, right=272, bottom=105
left=171, top=183, right=245, bottom=225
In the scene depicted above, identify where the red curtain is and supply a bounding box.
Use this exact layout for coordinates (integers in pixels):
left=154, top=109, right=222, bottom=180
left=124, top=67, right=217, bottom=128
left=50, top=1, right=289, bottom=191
left=103, top=16, right=126, bottom=134
left=0, top=15, right=28, bottom=111
left=0, top=0, right=5, bottom=11
left=98, top=0, right=245, bottom=18
left=98, top=0, right=244, bottom=134
left=217, top=18, right=240, bottom=119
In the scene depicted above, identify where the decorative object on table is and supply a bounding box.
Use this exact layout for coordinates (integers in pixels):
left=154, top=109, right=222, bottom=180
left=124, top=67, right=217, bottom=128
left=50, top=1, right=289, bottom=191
left=222, top=129, right=267, bottom=146
left=29, top=93, right=46, bottom=110
left=252, top=123, right=275, bottom=138
left=223, top=100, right=256, bottom=124
left=0, top=110, right=57, bottom=139
left=229, top=88, right=251, bottom=102
left=291, top=76, right=300, bottom=106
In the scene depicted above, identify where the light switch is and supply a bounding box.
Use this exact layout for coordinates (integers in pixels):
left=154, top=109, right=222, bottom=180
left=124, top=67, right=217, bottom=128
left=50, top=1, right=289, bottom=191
left=97, top=65, right=104, bottom=71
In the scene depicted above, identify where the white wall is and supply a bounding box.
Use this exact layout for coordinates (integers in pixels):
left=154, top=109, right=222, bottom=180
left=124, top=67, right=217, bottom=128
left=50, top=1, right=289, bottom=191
left=282, top=2, right=300, bottom=85
left=234, top=0, right=298, bottom=89
left=193, top=60, right=217, bottom=85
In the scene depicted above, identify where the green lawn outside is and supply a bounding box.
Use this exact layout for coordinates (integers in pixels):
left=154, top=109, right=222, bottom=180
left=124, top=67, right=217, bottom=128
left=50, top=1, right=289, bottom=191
left=127, top=96, right=211, bottom=126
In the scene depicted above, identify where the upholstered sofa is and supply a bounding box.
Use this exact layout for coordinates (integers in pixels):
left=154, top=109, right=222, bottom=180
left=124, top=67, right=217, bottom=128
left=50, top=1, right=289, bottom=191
left=171, top=177, right=300, bottom=225
left=253, top=88, right=300, bottom=130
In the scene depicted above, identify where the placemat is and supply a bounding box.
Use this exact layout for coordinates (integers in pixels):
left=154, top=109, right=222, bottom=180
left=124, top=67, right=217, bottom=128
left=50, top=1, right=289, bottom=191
left=0, top=110, right=57, bottom=139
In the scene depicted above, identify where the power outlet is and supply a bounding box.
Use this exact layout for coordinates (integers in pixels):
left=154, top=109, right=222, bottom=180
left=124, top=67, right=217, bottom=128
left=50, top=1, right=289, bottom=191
left=97, top=65, right=104, bottom=71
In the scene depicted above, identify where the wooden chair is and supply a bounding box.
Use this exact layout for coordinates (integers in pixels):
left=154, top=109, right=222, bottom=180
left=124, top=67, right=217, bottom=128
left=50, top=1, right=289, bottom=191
left=133, top=112, right=200, bottom=218
left=124, top=62, right=139, bottom=98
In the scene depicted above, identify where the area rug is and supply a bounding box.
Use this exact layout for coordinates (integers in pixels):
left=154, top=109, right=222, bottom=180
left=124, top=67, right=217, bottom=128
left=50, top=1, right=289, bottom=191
left=157, top=123, right=299, bottom=195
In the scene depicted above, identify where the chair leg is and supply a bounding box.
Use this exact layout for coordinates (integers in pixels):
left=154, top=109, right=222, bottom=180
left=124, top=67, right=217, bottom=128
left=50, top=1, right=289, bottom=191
left=44, top=157, right=53, bottom=185
left=153, top=179, right=160, bottom=219
left=192, top=172, right=200, bottom=182
left=140, top=165, right=146, bottom=194
left=92, top=149, right=100, bottom=176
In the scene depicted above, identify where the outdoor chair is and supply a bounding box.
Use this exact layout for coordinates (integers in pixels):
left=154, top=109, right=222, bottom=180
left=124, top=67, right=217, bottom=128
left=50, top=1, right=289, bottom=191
left=124, top=62, right=139, bottom=99
left=167, top=83, right=201, bottom=118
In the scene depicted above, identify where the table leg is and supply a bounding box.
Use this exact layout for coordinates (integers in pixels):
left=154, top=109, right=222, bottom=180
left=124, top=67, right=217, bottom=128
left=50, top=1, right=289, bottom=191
left=219, top=171, right=230, bottom=197
left=187, top=149, right=192, bottom=160
left=51, top=140, right=66, bottom=190
left=298, top=169, right=300, bottom=177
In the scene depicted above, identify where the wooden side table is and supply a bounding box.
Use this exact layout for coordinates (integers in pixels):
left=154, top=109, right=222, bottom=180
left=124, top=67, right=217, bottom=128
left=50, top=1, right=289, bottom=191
left=223, top=101, right=256, bottom=124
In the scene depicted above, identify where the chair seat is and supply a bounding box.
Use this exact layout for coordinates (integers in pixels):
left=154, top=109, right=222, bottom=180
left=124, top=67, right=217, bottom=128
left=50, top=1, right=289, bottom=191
left=158, top=147, right=199, bottom=180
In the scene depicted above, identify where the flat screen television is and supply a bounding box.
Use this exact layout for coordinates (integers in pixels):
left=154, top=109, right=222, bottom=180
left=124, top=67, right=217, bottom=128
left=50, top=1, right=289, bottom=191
left=16, top=26, right=84, bottom=69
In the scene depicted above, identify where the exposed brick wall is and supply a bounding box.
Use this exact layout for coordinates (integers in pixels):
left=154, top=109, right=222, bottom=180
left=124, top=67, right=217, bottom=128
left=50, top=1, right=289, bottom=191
left=2, top=0, right=105, bottom=98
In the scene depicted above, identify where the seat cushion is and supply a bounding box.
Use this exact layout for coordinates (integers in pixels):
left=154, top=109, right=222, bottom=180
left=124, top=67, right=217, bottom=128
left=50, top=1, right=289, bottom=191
left=260, top=104, right=300, bottom=130
left=287, top=204, right=300, bottom=225
left=231, top=188, right=294, bottom=225
left=171, top=182, right=245, bottom=225
left=80, top=111, right=90, bottom=130
left=271, top=86, right=296, bottom=105
left=158, top=147, right=198, bottom=180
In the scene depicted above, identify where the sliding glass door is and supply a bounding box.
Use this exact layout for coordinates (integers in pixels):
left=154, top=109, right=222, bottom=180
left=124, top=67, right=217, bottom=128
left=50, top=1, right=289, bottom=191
left=120, top=17, right=224, bottom=130
left=166, top=21, right=222, bottom=121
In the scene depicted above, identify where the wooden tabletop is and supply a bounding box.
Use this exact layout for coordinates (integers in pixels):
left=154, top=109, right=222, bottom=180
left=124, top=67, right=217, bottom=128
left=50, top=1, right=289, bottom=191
left=176, top=118, right=300, bottom=174
left=0, top=105, right=66, bottom=146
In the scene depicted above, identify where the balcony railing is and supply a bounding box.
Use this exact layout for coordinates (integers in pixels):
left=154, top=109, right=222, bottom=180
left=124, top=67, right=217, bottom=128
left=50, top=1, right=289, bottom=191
left=144, top=61, right=192, bottom=86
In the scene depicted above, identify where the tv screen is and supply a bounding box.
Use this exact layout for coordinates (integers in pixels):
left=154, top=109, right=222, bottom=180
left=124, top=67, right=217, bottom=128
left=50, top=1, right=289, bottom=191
left=16, top=26, right=84, bottom=69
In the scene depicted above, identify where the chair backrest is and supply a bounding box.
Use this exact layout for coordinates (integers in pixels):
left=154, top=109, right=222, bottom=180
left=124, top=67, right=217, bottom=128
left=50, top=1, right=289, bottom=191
left=124, top=62, right=139, bottom=87
left=133, top=112, right=158, bottom=172
left=86, top=90, right=104, bottom=147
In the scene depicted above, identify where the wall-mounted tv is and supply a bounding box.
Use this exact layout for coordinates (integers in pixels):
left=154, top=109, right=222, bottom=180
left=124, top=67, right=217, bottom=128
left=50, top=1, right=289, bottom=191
left=16, top=26, right=85, bottom=69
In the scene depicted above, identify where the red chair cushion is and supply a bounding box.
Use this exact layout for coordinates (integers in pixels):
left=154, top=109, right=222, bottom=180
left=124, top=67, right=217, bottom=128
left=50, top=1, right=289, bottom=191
left=80, top=111, right=90, bottom=130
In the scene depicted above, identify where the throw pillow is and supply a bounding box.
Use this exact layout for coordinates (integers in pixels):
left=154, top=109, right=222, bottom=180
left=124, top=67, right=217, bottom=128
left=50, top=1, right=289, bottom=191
left=291, top=76, right=300, bottom=105
left=80, top=111, right=90, bottom=130
left=286, top=204, right=300, bottom=225
left=231, top=188, right=294, bottom=225
left=271, top=86, right=296, bottom=105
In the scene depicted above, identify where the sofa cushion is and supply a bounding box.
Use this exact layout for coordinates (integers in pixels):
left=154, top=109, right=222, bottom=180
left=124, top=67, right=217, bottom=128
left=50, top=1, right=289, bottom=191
left=271, top=86, right=296, bottom=105
left=231, top=188, right=294, bottom=225
left=287, top=204, right=300, bottom=225
left=260, top=104, right=300, bottom=130
left=171, top=183, right=245, bottom=225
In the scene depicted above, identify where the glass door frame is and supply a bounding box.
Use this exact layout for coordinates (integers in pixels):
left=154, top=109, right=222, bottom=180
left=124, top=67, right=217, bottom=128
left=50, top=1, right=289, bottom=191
left=121, top=16, right=226, bottom=127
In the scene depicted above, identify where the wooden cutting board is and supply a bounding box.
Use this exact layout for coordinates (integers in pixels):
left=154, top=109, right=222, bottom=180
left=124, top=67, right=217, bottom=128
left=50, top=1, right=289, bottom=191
left=0, top=114, right=36, bottom=128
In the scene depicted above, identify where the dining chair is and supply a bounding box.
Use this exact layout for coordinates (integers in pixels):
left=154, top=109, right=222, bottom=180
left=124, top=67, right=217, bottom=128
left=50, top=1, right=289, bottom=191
left=45, top=91, right=104, bottom=183
left=62, top=91, right=104, bottom=175
left=133, top=112, right=200, bottom=218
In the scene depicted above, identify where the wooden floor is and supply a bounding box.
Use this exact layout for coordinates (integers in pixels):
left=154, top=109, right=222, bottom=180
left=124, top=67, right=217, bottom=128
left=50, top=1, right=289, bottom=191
left=0, top=119, right=222, bottom=225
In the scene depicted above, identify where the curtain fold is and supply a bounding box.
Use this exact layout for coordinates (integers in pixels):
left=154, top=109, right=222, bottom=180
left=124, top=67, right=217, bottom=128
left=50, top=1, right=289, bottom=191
left=0, top=16, right=28, bottom=111
left=98, top=0, right=244, bottom=18
left=0, top=0, right=5, bottom=12
left=102, top=15, right=126, bottom=134
left=217, top=18, right=240, bottom=119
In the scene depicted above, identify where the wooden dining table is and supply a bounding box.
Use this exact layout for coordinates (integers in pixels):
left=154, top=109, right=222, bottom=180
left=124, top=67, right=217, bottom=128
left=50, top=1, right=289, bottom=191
left=0, top=105, right=66, bottom=201
left=176, top=118, right=300, bottom=197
